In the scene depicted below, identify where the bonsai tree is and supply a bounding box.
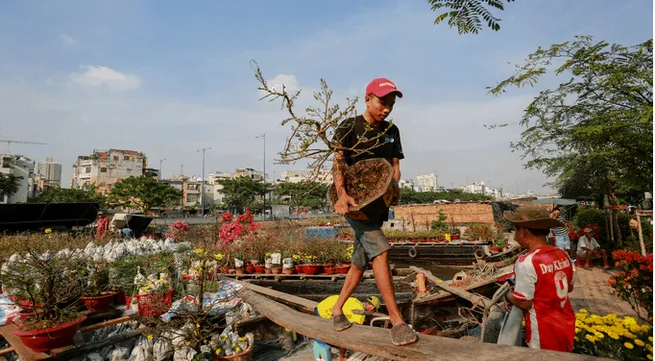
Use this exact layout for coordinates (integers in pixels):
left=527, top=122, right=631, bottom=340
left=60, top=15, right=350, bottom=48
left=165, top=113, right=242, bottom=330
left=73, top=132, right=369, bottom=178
left=252, top=61, right=399, bottom=216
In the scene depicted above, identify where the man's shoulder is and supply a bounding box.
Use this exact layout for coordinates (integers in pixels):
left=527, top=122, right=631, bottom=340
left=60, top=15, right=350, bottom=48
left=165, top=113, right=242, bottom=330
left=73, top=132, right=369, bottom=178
left=337, top=116, right=360, bottom=127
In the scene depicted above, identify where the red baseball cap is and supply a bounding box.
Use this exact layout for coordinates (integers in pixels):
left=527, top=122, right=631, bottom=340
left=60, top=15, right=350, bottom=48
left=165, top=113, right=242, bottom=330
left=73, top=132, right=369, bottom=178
left=366, top=78, right=403, bottom=98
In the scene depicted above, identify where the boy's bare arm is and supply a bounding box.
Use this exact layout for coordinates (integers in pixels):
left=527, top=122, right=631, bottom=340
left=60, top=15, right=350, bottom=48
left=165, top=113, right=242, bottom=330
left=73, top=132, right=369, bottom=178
left=333, top=150, right=348, bottom=198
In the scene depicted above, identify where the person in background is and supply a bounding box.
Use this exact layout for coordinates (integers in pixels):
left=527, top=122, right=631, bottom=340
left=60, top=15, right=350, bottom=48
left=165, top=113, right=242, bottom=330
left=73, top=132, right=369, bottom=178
left=503, top=206, right=576, bottom=352
left=577, top=228, right=609, bottom=269
left=121, top=226, right=136, bottom=239
left=96, top=212, right=109, bottom=239
left=550, top=207, right=571, bottom=252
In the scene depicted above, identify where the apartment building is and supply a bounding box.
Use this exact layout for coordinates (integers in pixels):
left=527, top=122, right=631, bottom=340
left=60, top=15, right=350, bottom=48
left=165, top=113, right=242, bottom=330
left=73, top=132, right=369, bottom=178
left=71, top=149, right=148, bottom=192
left=0, top=154, right=36, bottom=203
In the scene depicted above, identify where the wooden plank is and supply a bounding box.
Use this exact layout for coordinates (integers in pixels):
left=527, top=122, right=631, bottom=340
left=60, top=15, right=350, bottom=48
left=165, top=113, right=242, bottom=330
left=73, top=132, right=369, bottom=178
left=0, top=347, right=15, bottom=356
left=78, top=315, right=133, bottom=333
left=410, top=266, right=492, bottom=308
left=237, top=288, right=610, bottom=361
left=237, top=280, right=318, bottom=313
left=0, top=323, right=49, bottom=361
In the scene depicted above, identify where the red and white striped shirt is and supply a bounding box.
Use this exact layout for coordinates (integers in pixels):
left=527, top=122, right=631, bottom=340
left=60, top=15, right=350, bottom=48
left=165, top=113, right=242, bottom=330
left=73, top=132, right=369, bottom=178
left=513, top=246, right=576, bottom=352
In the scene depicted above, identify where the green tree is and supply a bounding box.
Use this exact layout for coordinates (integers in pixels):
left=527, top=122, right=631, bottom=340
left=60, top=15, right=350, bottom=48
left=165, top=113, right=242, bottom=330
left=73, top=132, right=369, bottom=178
left=218, top=176, right=266, bottom=214
left=110, top=176, right=183, bottom=213
left=489, top=36, right=653, bottom=245
left=398, top=188, right=492, bottom=204
left=429, top=0, right=515, bottom=34
left=273, top=181, right=329, bottom=211
left=0, top=173, right=22, bottom=201
left=30, top=185, right=111, bottom=208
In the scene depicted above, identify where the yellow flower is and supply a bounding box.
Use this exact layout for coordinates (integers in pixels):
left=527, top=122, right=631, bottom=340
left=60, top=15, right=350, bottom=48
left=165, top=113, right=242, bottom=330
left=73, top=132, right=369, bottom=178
left=647, top=344, right=653, bottom=352
left=147, top=334, right=153, bottom=341
left=214, top=253, right=224, bottom=261
left=608, top=332, right=619, bottom=340
left=194, top=248, right=204, bottom=255
left=574, top=336, right=579, bottom=342
left=635, top=339, right=645, bottom=347
left=575, top=328, right=581, bottom=334
left=185, top=341, right=191, bottom=346
left=216, top=348, right=222, bottom=355
left=649, top=336, right=653, bottom=342
left=594, top=332, right=604, bottom=339
left=624, top=342, right=634, bottom=349
left=647, top=355, right=652, bottom=361
left=585, top=334, right=597, bottom=343
left=45, top=228, right=52, bottom=234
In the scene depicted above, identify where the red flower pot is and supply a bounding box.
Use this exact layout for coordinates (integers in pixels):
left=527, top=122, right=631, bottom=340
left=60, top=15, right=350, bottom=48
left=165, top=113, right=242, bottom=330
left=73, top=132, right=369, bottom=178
left=294, top=266, right=303, bottom=274
left=13, top=315, right=87, bottom=352
left=254, top=265, right=266, bottom=274
left=335, top=265, right=351, bottom=274
left=125, top=296, right=132, bottom=309
left=114, top=291, right=127, bottom=305
left=245, top=264, right=255, bottom=274
left=220, top=266, right=229, bottom=274
left=452, top=234, right=461, bottom=240
left=81, top=292, right=115, bottom=313
left=235, top=268, right=244, bottom=275
left=283, top=268, right=294, bottom=275
left=324, top=267, right=335, bottom=275
left=301, top=264, right=322, bottom=275
left=271, top=268, right=282, bottom=274
left=136, top=289, right=174, bottom=317
left=264, top=268, right=272, bottom=274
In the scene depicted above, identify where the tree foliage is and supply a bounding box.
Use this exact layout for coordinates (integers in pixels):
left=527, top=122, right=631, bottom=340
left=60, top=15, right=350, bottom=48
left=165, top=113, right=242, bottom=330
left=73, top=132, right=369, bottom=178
left=218, top=176, right=266, bottom=214
left=489, top=36, right=653, bottom=244
left=30, top=185, right=111, bottom=208
left=111, top=175, right=183, bottom=213
left=398, top=188, right=492, bottom=204
left=273, top=182, right=329, bottom=210
left=0, top=173, right=22, bottom=200
left=429, top=0, right=515, bottom=34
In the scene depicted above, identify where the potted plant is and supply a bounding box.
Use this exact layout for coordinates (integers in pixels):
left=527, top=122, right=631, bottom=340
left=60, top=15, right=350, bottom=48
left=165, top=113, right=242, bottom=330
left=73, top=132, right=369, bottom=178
left=134, top=272, right=173, bottom=317
left=2, top=246, right=87, bottom=352
left=335, top=244, right=353, bottom=274
left=80, top=261, right=116, bottom=312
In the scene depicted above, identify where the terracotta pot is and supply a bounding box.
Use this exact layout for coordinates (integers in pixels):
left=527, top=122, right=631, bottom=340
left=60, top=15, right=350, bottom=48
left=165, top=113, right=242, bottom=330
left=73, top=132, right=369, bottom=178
left=245, top=264, right=255, bottom=274
left=301, top=264, right=322, bottom=275
left=214, top=345, right=254, bottom=361
left=264, top=268, right=272, bottom=274
left=13, top=315, right=87, bottom=352
left=324, top=266, right=335, bottom=275
left=235, top=268, right=244, bottom=275
left=294, top=266, right=303, bottom=274
left=136, top=289, right=174, bottom=317
left=335, top=264, right=351, bottom=274
left=81, top=292, right=115, bottom=312
left=452, top=234, right=461, bottom=240
left=254, top=265, right=266, bottom=274
left=271, top=268, right=282, bottom=275
left=283, top=268, right=294, bottom=275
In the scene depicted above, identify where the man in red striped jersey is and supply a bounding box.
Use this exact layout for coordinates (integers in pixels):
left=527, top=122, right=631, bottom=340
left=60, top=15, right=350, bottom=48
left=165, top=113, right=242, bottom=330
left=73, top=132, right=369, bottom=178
left=503, top=206, right=576, bottom=352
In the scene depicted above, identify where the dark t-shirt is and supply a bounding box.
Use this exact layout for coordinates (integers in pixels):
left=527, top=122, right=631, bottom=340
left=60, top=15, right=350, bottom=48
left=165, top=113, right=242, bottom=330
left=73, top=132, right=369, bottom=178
left=333, top=115, right=404, bottom=225
left=334, top=115, right=404, bottom=166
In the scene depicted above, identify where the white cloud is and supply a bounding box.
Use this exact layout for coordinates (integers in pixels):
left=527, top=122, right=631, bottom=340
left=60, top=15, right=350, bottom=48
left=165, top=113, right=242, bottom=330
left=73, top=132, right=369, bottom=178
left=59, top=33, right=77, bottom=46
left=69, top=65, right=141, bottom=92
left=266, top=74, right=299, bottom=93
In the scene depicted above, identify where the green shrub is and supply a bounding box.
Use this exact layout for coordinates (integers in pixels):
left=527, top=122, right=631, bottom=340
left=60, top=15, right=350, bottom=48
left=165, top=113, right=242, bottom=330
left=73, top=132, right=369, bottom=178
left=573, top=208, right=606, bottom=230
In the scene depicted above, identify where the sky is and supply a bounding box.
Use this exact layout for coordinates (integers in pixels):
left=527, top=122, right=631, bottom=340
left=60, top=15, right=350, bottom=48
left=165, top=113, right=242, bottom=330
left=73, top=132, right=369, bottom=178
left=0, top=0, right=652, bottom=194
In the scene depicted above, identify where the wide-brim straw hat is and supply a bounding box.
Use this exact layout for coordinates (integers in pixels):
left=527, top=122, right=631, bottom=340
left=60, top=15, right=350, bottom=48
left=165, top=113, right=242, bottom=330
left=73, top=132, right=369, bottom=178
left=503, top=206, right=565, bottom=230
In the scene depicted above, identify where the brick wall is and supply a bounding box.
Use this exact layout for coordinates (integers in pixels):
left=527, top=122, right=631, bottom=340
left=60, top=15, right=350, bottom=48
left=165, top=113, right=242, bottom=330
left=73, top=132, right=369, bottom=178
left=392, top=203, right=496, bottom=228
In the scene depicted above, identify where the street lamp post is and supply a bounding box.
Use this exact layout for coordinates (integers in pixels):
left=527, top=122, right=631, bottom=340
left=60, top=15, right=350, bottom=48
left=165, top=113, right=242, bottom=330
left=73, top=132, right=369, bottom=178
left=255, top=134, right=266, bottom=221
left=159, top=158, right=167, bottom=181
left=197, top=147, right=211, bottom=216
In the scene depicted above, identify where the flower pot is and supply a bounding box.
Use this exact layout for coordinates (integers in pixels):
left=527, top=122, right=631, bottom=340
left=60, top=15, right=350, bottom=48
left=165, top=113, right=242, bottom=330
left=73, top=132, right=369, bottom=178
left=235, top=268, right=244, bottom=275
left=114, top=291, right=127, bottom=305
left=136, top=289, right=174, bottom=317
left=283, top=268, right=294, bottom=275
left=335, top=264, right=351, bottom=274
left=254, top=265, right=266, bottom=274
left=245, top=264, right=255, bottom=274
left=301, top=264, right=322, bottom=275
left=452, top=234, right=461, bottom=240
left=271, top=268, right=282, bottom=275
left=294, top=266, right=303, bottom=274
left=125, top=296, right=132, bottom=309
left=264, top=268, right=272, bottom=275
left=81, top=292, right=116, bottom=312
left=220, top=266, right=230, bottom=274
left=250, top=260, right=260, bottom=266
left=214, top=345, right=254, bottom=361
left=324, top=266, right=335, bottom=275
left=13, top=315, right=87, bottom=352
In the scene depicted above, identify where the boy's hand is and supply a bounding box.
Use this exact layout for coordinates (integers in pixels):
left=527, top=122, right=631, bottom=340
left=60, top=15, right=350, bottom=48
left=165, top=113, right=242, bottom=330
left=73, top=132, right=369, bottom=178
left=335, top=194, right=358, bottom=215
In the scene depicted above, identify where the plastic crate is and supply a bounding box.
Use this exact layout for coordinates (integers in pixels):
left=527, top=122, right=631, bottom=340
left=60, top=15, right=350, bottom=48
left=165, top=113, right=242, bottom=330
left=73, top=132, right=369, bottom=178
left=135, top=289, right=173, bottom=317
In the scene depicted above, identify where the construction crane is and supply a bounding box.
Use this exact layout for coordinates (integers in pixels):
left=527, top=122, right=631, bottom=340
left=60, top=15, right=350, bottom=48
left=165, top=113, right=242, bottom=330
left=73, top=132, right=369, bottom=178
left=0, top=139, right=47, bottom=153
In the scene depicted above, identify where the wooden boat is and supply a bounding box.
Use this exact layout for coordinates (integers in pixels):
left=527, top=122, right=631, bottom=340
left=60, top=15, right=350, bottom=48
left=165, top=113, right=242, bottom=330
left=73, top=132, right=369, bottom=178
left=0, top=202, right=99, bottom=233
left=387, top=241, right=523, bottom=266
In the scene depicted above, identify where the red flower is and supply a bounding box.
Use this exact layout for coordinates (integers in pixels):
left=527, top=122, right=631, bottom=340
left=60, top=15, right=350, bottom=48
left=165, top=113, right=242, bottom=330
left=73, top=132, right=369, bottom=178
left=222, top=213, right=234, bottom=222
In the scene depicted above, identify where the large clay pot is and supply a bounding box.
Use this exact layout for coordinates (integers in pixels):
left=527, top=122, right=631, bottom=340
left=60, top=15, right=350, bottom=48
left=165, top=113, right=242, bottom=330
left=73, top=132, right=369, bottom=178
left=81, top=292, right=116, bottom=312
left=335, top=264, right=351, bottom=274
left=301, top=264, right=322, bottom=275
left=328, top=158, right=398, bottom=222
left=13, top=315, right=87, bottom=352
left=245, top=264, right=255, bottom=274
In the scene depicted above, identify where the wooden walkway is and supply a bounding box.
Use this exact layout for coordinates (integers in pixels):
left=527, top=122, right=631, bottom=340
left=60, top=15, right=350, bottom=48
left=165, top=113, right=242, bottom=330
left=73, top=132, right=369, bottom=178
left=237, top=282, right=611, bottom=361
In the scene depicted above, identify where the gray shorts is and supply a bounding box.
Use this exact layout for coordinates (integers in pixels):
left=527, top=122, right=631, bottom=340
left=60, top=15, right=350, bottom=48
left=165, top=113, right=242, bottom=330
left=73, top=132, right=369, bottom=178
left=345, top=216, right=392, bottom=270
